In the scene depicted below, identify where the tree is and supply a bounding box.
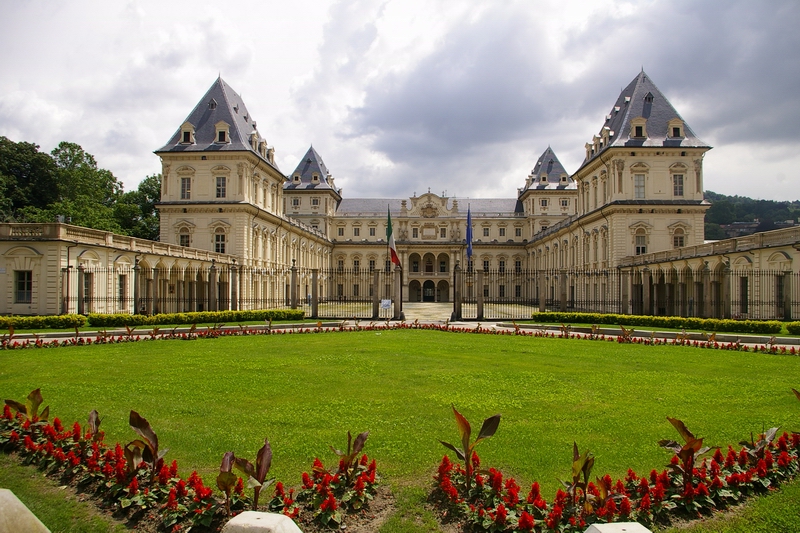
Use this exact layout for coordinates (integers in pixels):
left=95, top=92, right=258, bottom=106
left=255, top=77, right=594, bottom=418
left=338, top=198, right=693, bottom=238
left=114, top=174, right=161, bottom=240
left=0, top=136, right=59, bottom=215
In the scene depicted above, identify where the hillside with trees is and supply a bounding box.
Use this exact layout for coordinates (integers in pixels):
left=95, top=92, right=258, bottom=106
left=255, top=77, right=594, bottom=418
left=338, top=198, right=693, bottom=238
left=0, top=137, right=160, bottom=240
left=704, top=190, right=800, bottom=240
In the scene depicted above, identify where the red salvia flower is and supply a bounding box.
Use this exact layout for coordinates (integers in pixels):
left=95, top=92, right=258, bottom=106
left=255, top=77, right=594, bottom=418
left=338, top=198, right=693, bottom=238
left=619, top=496, right=632, bottom=516
left=169, top=460, right=179, bottom=478
left=639, top=493, right=652, bottom=511
left=72, top=422, right=81, bottom=442
left=526, top=481, right=541, bottom=503
left=302, top=472, right=313, bottom=489
left=360, top=453, right=368, bottom=466
left=471, top=451, right=480, bottom=471
left=128, top=477, right=139, bottom=496
left=518, top=510, right=535, bottom=531
left=158, top=464, right=170, bottom=485
left=53, top=418, right=64, bottom=433
left=9, top=430, right=19, bottom=444
left=234, top=477, right=244, bottom=496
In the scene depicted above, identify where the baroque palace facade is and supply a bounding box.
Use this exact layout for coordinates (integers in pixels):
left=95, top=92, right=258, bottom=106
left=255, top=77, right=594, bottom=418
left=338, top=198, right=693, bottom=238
left=1, top=72, right=797, bottom=317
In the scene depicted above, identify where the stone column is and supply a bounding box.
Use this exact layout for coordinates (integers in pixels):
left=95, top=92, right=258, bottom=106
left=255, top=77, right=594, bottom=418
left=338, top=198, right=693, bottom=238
left=702, top=262, right=711, bottom=318
left=559, top=269, right=567, bottom=312
left=538, top=271, right=546, bottom=312
left=721, top=264, right=732, bottom=319
left=133, top=261, right=140, bottom=314
left=642, top=267, right=651, bottom=316
left=783, top=270, right=793, bottom=321
left=372, top=269, right=380, bottom=319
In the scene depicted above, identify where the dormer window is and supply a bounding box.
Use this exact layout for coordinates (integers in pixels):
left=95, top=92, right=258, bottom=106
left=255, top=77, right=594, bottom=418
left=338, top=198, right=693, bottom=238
left=540, top=175, right=547, bottom=182
left=215, top=121, right=230, bottom=144
left=560, top=175, right=567, bottom=183
left=668, top=118, right=684, bottom=138
left=293, top=174, right=301, bottom=184
left=630, top=117, right=647, bottom=138
left=644, top=92, right=654, bottom=103
left=312, top=174, right=320, bottom=183
left=179, top=122, right=195, bottom=145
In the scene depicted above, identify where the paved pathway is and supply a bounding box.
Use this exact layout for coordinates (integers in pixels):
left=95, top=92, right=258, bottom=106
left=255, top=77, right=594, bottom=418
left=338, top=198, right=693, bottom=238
left=401, top=302, right=453, bottom=322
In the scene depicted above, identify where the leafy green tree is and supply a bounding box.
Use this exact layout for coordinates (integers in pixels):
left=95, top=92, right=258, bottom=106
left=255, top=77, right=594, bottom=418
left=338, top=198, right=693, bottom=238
left=0, top=136, right=59, bottom=215
left=114, top=174, right=161, bottom=240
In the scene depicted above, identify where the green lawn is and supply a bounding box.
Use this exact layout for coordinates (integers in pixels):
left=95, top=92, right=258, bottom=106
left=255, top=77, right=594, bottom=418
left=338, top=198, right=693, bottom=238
left=1, top=329, right=799, bottom=531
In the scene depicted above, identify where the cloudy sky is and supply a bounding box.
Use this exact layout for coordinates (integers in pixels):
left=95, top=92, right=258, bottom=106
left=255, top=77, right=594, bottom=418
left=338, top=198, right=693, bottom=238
left=1, top=0, right=798, bottom=201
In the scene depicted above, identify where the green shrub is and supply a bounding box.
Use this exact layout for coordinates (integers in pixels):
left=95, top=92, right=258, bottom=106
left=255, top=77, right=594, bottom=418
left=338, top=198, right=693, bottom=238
left=86, top=309, right=304, bottom=328
left=787, top=322, right=800, bottom=335
left=529, top=312, right=783, bottom=335
left=0, top=314, right=86, bottom=330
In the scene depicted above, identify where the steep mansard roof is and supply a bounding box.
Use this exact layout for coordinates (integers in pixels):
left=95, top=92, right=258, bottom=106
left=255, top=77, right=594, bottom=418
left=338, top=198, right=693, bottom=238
left=284, top=146, right=337, bottom=192
left=156, top=77, right=280, bottom=172
left=524, top=146, right=575, bottom=191
left=582, top=71, right=710, bottom=166
left=337, top=198, right=524, bottom=216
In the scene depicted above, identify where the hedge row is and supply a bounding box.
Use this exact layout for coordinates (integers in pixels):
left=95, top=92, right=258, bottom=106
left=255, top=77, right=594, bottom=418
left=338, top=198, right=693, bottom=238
left=529, top=312, right=783, bottom=334
left=787, top=322, right=800, bottom=335
left=87, top=309, right=305, bottom=328
left=0, top=314, right=87, bottom=330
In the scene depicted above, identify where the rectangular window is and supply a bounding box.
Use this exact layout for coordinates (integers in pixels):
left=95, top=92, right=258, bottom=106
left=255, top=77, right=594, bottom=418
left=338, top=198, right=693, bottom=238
left=291, top=198, right=300, bottom=207
left=561, top=198, right=569, bottom=207
left=483, top=260, right=489, bottom=272
left=439, top=261, right=446, bottom=273
left=353, top=260, right=359, bottom=272
left=216, top=176, right=226, bottom=198
left=180, top=177, right=191, bottom=200
left=635, top=235, right=646, bottom=255
left=499, top=285, right=505, bottom=298
left=337, top=284, right=343, bottom=297
left=499, top=260, right=505, bottom=273
left=483, top=227, right=489, bottom=237
left=218, top=130, right=227, bottom=143
left=15, top=270, right=32, bottom=303
left=353, top=284, right=359, bottom=297
left=499, top=228, right=506, bottom=237
left=541, top=199, right=548, bottom=207
left=182, top=131, right=191, bottom=143
left=353, top=227, right=360, bottom=237
left=412, top=260, right=419, bottom=272
left=515, top=285, right=521, bottom=298
left=673, top=234, right=685, bottom=248
left=672, top=127, right=681, bottom=137
left=412, top=227, right=419, bottom=238
left=369, top=227, right=375, bottom=237
left=634, top=125, right=643, bottom=137
left=215, top=233, right=226, bottom=254
left=369, top=260, right=375, bottom=272
left=338, top=227, right=344, bottom=237
left=515, top=228, right=521, bottom=237
left=515, top=260, right=522, bottom=273
left=118, top=275, right=127, bottom=303
left=179, top=233, right=190, bottom=247
left=440, top=227, right=446, bottom=238
left=483, top=284, right=489, bottom=297
left=311, top=198, right=320, bottom=206
left=673, top=174, right=684, bottom=197
left=634, top=174, right=645, bottom=199
left=337, top=260, right=344, bottom=271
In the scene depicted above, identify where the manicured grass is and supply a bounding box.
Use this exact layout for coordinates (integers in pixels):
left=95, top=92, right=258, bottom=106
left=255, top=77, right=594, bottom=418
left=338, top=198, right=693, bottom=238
left=660, top=477, right=800, bottom=533
left=1, top=329, right=799, bottom=531
left=0, top=453, right=126, bottom=533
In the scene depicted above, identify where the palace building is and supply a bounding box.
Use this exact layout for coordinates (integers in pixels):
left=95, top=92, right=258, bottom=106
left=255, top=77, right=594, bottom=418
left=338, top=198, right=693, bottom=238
left=1, top=71, right=797, bottom=319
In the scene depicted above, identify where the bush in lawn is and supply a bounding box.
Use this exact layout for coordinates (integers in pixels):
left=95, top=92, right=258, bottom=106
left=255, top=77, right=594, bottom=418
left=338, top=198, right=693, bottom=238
left=787, top=322, right=800, bottom=335
left=87, top=309, right=304, bottom=328
left=0, top=314, right=86, bottom=330
left=530, top=312, right=783, bottom=334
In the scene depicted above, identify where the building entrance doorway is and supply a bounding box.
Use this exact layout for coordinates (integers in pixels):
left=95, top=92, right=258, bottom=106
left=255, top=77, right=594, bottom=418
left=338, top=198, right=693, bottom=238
left=423, top=280, right=436, bottom=302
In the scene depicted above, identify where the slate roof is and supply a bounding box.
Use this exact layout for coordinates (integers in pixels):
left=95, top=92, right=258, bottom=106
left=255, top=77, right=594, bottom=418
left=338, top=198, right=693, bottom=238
left=284, top=146, right=337, bottom=192
left=582, top=71, right=710, bottom=167
left=336, top=198, right=523, bottom=216
left=155, top=77, right=280, bottom=172
left=524, top=147, right=576, bottom=191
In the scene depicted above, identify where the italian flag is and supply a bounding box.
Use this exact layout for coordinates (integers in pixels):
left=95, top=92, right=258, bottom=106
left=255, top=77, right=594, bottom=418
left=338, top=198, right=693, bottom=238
left=387, top=206, right=400, bottom=266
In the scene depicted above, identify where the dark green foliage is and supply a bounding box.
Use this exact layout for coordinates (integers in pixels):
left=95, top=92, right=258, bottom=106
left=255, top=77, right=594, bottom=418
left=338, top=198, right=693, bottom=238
left=0, top=314, right=87, bottom=330
left=705, top=191, right=800, bottom=226
left=530, top=312, right=783, bottom=334
left=786, top=322, right=800, bottom=335
left=86, top=309, right=304, bottom=327
left=113, top=174, right=161, bottom=240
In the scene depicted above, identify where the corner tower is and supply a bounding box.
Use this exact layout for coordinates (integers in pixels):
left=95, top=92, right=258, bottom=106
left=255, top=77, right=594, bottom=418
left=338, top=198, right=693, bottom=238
left=154, top=77, right=288, bottom=263
left=518, top=147, right=577, bottom=236
left=284, top=146, right=342, bottom=239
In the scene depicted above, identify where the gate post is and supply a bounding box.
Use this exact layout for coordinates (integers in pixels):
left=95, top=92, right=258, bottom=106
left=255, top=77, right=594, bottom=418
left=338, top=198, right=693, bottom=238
left=559, top=269, right=567, bottom=312
left=312, top=269, right=319, bottom=318
left=290, top=260, right=298, bottom=309
left=721, top=263, right=732, bottom=319
left=538, top=271, right=546, bottom=312
left=209, top=261, right=218, bottom=312
left=784, top=270, right=793, bottom=321
left=642, top=267, right=651, bottom=316
left=393, top=267, right=402, bottom=320
left=230, top=263, right=238, bottom=311
left=372, top=269, right=379, bottom=319
left=702, top=262, right=711, bottom=318
left=77, top=264, right=86, bottom=315
left=477, top=270, right=484, bottom=320
left=452, top=262, right=462, bottom=321
left=132, top=260, right=140, bottom=315
left=620, top=269, right=629, bottom=315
